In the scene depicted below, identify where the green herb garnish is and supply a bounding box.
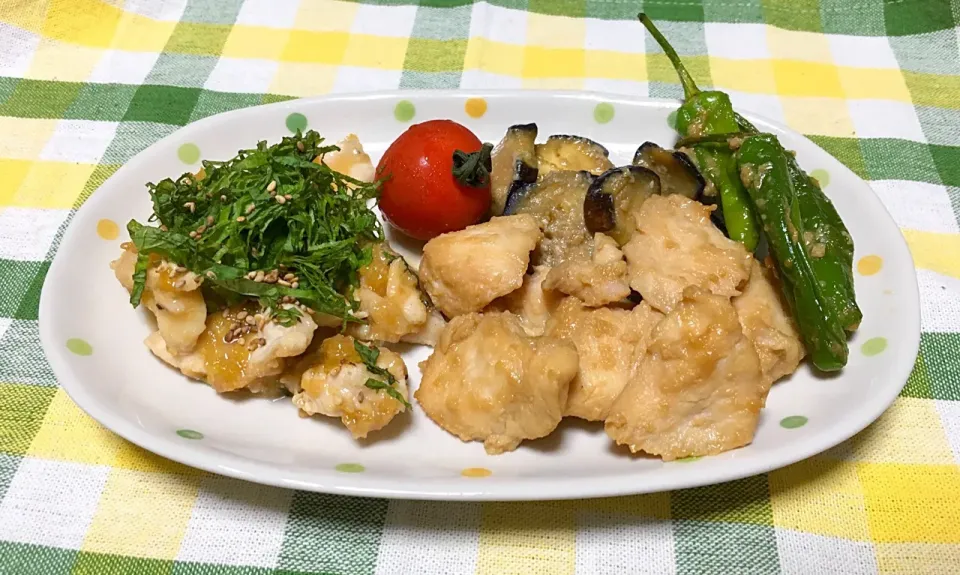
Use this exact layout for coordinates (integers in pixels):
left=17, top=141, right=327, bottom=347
left=127, top=130, right=382, bottom=324
left=353, top=339, right=411, bottom=408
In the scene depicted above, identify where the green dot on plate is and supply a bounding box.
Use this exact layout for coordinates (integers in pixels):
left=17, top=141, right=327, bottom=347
left=667, top=110, right=678, bottom=130
left=335, top=463, right=365, bottom=473
left=810, top=169, right=830, bottom=187
left=177, top=143, right=200, bottom=164
left=675, top=456, right=702, bottom=463
left=66, top=338, right=92, bottom=356
left=594, top=102, right=615, bottom=124
left=780, top=416, right=808, bottom=429
left=176, top=429, right=203, bottom=440
left=861, top=337, right=888, bottom=357
left=286, top=112, right=308, bottom=133
left=394, top=100, right=415, bottom=122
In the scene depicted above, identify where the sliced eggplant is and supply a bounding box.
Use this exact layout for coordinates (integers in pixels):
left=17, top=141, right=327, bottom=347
left=505, top=170, right=595, bottom=266
left=632, top=142, right=705, bottom=200
left=489, top=123, right=539, bottom=216
left=584, top=166, right=661, bottom=246
left=536, top=135, right=614, bottom=177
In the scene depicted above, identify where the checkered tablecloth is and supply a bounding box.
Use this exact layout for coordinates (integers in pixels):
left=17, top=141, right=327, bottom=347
left=1, top=0, right=959, bottom=573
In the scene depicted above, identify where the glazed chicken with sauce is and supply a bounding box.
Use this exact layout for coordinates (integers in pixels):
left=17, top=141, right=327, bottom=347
left=292, top=334, right=409, bottom=439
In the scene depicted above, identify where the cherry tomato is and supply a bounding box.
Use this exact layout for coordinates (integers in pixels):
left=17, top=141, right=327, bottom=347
left=377, top=119, right=491, bottom=240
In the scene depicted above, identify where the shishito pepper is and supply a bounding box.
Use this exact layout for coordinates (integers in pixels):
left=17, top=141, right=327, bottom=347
left=737, top=134, right=850, bottom=370
left=784, top=153, right=862, bottom=332
left=639, top=13, right=760, bottom=252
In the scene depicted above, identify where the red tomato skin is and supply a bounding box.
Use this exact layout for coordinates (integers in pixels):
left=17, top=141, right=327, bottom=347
left=377, top=119, right=491, bottom=240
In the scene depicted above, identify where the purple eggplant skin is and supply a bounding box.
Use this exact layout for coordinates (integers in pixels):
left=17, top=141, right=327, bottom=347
left=584, top=165, right=661, bottom=245
left=489, top=123, right=539, bottom=216
left=632, top=141, right=705, bottom=200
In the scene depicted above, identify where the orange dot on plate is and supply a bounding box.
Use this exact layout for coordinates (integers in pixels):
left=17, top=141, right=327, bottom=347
left=97, top=219, right=119, bottom=240
left=461, top=467, right=492, bottom=478
left=857, top=255, right=883, bottom=276
left=465, top=98, right=487, bottom=118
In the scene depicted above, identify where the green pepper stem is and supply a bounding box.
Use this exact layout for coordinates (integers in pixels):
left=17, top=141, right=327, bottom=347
left=638, top=13, right=701, bottom=99
left=452, top=143, right=493, bottom=188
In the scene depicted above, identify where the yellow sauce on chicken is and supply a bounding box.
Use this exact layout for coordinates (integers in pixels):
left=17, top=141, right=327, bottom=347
left=319, top=334, right=362, bottom=371
left=196, top=311, right=252, bottom=392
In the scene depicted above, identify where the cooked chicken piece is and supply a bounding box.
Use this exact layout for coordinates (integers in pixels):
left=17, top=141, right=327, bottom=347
left=543, top=233, right=631, bottom=307
left=623, top=194, right=752, bottom=313
left=317, top=134, right=375, bottom=182
left=733, top=260, right=805, bottom=387
left=147, top=305, right=318, bottom=394
left=485, top=265, right=561, bottom=336
left=111, top=245, right=207, bottom=355
left=416, top=311, right=579, bottom=454
left=347, top=244, right=428, bottom=343
left=604, top=291, right=766, bottom=461
left=546, top=298, right=663, bottom=421
left=419, top=215, right=542, bottom=317
left=292, top=334, right=408, bottom=439
left=400, top=307, right=447, bottom=347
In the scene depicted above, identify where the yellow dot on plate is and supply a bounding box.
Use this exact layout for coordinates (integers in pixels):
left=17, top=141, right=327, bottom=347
left=465, top=98, right=487, bottom=118
left=857, top=255, right=883, bottom=276
left=461, top=467, right=492, bottom=478
left=96, top=218, right=119, bottom=240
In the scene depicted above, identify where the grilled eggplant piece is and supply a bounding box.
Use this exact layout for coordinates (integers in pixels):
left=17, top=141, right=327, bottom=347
left=490, top=123, right=539, bottom=216
left=536, top=135, right=614, bottom=177
left=584, top=166, right=661, bottom=246
left=505, top=170, right=596, bottom=266
left=632, top=142, right=705, bottom=200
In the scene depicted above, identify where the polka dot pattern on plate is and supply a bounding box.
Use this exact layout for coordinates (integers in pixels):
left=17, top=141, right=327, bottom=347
left=594, top=102, right=615, bottom=124
left=465, top=98, right=487, bottom=118
left=177, top=143, right=200, bottom=164
left=176, top=429, right=203, bottom=440
left=675, top=456, right=702, bottom=463
left=857, top=255, right=883, bottom=276
left=96, top=219, right=119, bottom=240
left=461, top=467, right=492, bottom=478
left=861, top=337, right=887, bottom=357
left=335, top=463, right=365, bottom=473
left=780, top=416, right=808, bottom=429
left=286, top=112, right=307, bottom=133
left=394, top=100, right=415, bottom=122
left=810, top=168, right=830, bottom=187
left=66, top=338, right=92, bottom=356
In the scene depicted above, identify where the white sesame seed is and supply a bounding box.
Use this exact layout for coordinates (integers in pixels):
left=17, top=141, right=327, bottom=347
left=266, top=180, right=277, bottom=192
left=189, top=231, right=197, bottom=239
left=159, top=225, right=168, bottom=232
left=220, top=195, right=227, bottom=201
left=183, top=202, right=196, bottom=213
left=254, top=270, right=265, bottom=283
left=283, top=272, right=295, bottom=281
left=296, top=141, right=304, bottom=152
left=275, top=195, right=286, bottom=205
left=245, top=315, right=256, bottom=325
left=284, top=194, right=292, bottom=200
left=277, top=279, right=291, bottom=287
left=245, top=203, right=255, bottom=214
left=237, top=311, right=248, bottom=320
left=196, top=225, right=206, bottom=234
left=206, top=215, right=215, bottom=225
left=291, top=281, right=299, bottom=289
left=236, top=216, right=245, bottom=222
left=246, top=271, right=256, bottom=280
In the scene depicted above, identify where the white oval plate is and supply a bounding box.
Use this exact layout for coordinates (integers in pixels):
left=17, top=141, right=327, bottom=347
left=40, top=90, right=920, bottom=501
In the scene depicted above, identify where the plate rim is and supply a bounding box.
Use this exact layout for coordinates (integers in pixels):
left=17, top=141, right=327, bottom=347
left=38, top=89, right=922, bottom=501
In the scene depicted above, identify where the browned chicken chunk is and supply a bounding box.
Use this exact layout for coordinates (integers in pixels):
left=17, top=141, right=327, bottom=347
left=604, top=291, right=766, bottom=461
left=733, top=260, right=805, bottom=387
left=485, top=265, right=562, bottom=336
left=418, top=215, right=542, bottom=317
left=546, top=298, right=663, bottom=421
left=416, top=311, right=579, bottom=454
left=543, top=233, right=631, bottom=307
left=623, top=194, right=752, bottom=313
